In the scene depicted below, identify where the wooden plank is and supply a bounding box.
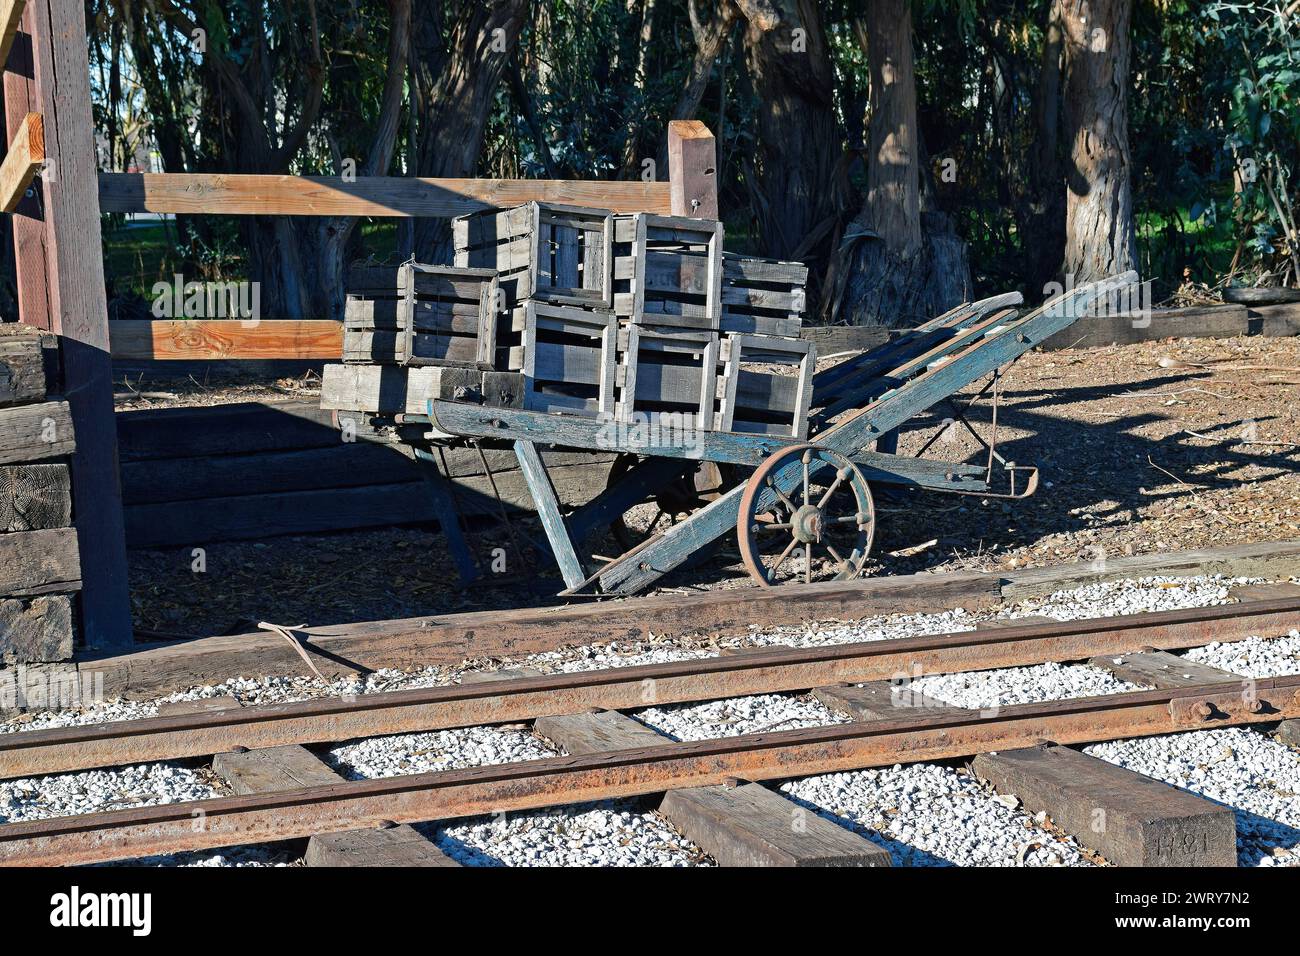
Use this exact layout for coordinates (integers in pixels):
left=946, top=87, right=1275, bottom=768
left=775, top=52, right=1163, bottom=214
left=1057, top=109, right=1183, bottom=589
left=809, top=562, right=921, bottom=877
left=514, top=439, right=586, bottom=589
left=973, top=744, right=1237, bottom=866
left=1040, top=304, right=1252, bottom=350
left=0, top=594, right=72, bottom=663
left=116, top=400, right=337, bottom=462
left=659, top=783, right=890, bottom=867
left=108, top=319, right=342, bottom=362
left=667, top=120, right=718, bottom=220
left=799, top=326, right=891, bottom=354
left=0, top=0, right=24, bottom=68
left=1088, top=649, right=1241, bottom=688
left=100, top=172, right=671, bottom=217
left=813, top=682, right=972, bottom=721
left=1001, top=541, right=1300, bottom=600
left=0, top=462, right=70, bottom=529
left=0, top=109, right=40, bottom=212
left=0, top=313, right=45, bottom=407
left=212, top=742, right=456, bottom=867
left=21, top=0, right=131, bottom=648
left=0, top=527, right=79, bottom=596
left=76, top=569, right=999, bottom=701
left=1230, top=582, right=1300, bottom=603
left=0, top=400, right=73, bottom=463
left=535, top=708, right=889, bottom=867
left=156, top=696, right=242, bottom=718
left=304, top=824, right=459, bottom=867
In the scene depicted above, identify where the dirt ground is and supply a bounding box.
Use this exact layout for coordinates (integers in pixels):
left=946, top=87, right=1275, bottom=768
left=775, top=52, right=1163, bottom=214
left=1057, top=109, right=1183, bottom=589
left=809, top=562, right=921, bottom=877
left=125, top=335, right=1300, bottom=639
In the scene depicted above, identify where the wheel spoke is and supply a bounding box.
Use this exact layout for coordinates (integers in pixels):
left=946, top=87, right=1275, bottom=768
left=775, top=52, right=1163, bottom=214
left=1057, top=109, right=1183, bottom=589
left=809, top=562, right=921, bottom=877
left=805, top=544, right=812, bottom=583
left=815, top=473, right=845, bottom=511
left=802, top=460, right=810, bottom=506
left=756, top=521, right=794, bottom=532
left=770, top=536, right=800, bottom=578
left=830, top=514, right=866, bottom=524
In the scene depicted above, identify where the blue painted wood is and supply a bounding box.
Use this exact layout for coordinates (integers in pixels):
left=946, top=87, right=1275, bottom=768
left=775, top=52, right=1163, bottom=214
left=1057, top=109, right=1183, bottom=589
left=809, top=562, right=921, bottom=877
left=513, top=439, right=588, bottom=589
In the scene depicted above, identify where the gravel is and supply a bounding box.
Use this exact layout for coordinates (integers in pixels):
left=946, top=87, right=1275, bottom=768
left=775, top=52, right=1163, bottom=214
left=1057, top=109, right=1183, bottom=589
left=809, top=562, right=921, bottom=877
left=0, top=764, right=220, bottom=824
left=1086, top=728, right=1300, bottom=867
left=780, top=764, right=1093, bottom=867
left=909, top=662, right=1143, bottom=710
left=1183, top=630, right=1300, bottom=678
left=327, top=726, right=554, bottom=780
left=634, top=693, right=849, bottom=740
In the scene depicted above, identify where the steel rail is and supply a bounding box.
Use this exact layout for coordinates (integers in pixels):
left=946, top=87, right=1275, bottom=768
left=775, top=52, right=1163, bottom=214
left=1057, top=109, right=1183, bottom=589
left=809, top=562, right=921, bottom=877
left=2, top=596, right=1297, bottom=780
left=2, top=675, right=1298, bottom=866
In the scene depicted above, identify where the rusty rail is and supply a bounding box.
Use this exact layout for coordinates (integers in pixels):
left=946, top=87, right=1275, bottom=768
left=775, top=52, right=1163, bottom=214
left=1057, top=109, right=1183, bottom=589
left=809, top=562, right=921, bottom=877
left=3, top=596, right=1297, bottom=780
left=1, top=675, right=1297, bottom=866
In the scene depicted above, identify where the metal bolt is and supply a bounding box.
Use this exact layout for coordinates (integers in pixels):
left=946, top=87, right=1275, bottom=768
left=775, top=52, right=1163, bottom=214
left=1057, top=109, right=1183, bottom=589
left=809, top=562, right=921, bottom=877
left=377, top=820, right=397, bottom=830
left=1193, top=701, right=1214, bottom=720
left=1246, top=698, right=1264, bottom=714
left=231, top=745, right=250, bottom=754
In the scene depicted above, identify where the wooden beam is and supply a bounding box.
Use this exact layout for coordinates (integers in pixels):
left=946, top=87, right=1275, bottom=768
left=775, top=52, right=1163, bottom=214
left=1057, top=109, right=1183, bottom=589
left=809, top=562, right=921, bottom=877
left=12, top=0, right=133, bottom=648
left=109, top=318, right=342, bottom=361
left=0, top=109, right=39, bottom=211
left=973, top=745, right=1237, bottom=867
left=98, top=172, right=672, bottom=217
left=0, top=0, right=23, bottom=70
left=667, top=120, right=718, bottom=219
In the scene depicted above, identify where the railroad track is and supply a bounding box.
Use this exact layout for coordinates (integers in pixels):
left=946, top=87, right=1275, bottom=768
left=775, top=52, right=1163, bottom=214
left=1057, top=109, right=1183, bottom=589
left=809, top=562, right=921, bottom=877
left=1, top=592, right=1297, bottom=867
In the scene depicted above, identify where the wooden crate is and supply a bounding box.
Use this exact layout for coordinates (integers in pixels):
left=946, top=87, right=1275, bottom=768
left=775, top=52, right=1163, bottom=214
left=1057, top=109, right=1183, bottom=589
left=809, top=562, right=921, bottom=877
left=343, top=263, right=500, bottom=369
left=715, top=333, right=815, bottom=439
left=612, top=213, right=724, bottom=329
left=616, top=325, right=719, bottom=427
left=453, top=202, right=613, bottom=308
left=321, top=362, right=525, bottom=416
left=504, top=301, right=617, bottom=418
left=720, top=253, right=807, bottom=337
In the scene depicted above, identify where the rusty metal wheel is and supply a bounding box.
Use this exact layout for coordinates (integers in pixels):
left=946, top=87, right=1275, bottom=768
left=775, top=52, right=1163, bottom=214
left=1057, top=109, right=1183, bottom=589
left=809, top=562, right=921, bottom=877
left=737, top=444, right=875, bottom=587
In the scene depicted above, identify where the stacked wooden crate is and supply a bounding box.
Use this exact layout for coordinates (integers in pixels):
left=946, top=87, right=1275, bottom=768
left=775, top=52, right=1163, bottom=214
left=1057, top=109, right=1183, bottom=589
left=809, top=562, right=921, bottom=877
left=322, top=261, right=524, bottom=416
left=0, top=324, right=80, bottom=665
left=321, top=200, right=815, bottom=440
left=610, top=214, right=814, bottom=438
left=455, top=202, right=618, bottom=417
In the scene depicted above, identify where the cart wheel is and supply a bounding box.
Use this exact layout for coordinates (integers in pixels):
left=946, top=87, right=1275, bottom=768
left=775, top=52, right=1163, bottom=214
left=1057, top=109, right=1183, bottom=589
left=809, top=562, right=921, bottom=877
left=606, top=454, right=734, bottom=567
left=737, top=444, right=875, bottom=587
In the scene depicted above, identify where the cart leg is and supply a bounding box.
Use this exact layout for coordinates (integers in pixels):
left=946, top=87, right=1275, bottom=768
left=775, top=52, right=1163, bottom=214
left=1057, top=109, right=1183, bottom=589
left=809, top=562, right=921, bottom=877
left=413, top=449, right=481, bottom=585
left=514, top=439, right=587, bottom=589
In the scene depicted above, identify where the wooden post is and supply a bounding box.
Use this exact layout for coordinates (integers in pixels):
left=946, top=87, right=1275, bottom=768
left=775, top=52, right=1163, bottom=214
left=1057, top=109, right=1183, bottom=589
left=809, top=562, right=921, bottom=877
left=4, top=0, right=133, bottom=648
left=667, top=120, right=718, bottom=220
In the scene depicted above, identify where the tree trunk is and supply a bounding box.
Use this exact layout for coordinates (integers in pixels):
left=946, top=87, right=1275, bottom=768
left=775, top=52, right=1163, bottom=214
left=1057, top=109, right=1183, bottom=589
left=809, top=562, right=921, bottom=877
left=1060, top=0, right=1137, bottom=283
left=734, top=0, right=841, bottom=261
left=827, top=0, right=970, bottom=328
left=1023, top=1, right=1066, bottom=292
left=411, top=0, right=530, bottom=264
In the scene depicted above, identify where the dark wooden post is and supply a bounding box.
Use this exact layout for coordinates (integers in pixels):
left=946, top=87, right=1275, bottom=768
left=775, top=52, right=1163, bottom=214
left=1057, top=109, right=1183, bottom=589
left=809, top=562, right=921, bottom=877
left=4, top=0, right=133, bottom=648
left=667, top=120, right=718, bottom=220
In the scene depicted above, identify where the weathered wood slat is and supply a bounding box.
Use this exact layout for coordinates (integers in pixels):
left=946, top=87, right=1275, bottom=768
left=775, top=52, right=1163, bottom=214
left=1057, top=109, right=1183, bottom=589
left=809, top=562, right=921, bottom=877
left=813, top=682, right=972, bottom=721
left=0, top=322, right=46, bottom=406
left=514, top=439, right=586, bottom=589
left=0, top=527, right=80, bottom=596
left=0, top=595, right=72, bottom=664
left=116, top=401, right=336, bottom=462
left=0, top=0, right=25, bottom=69
left=0, top=401, right=74, bottom=464
left=973, top=745, right=1237, bottom=867
left=0, top=463, right=71, bottom=530
left=99, top=172, right=672, bottom=217
left=667, top=120, right=718, bottom=219
left=1087, top=649, right=1241, bottom=688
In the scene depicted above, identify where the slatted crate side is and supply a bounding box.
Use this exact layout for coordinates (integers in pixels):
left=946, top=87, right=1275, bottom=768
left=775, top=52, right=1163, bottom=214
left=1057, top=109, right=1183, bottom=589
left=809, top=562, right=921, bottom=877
left=453, top=202, right=614, bottom=308
left=506, top=302, right=618, bottom=417
left=321, top=362, right=525, bottom=416
left=616, top=325, right=719, bottom=428
left=611, top=213, right=724, bottom=330
left=342, top=263, right=499, bottom=369
left=716, top=333, right=816, bottom=439
left=720, top=253, right=808, bottom=337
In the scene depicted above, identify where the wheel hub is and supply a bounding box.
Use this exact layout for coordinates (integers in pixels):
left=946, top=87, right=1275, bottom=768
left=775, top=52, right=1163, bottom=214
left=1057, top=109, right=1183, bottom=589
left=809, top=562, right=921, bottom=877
left=791, top=504, right=823, bottom=544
